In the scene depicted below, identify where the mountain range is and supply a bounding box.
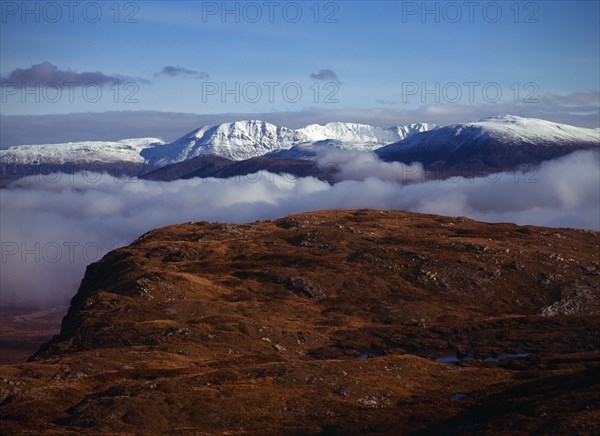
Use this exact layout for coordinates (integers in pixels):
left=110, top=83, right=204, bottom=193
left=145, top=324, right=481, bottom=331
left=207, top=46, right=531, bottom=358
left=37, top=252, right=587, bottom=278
left=377, top=115, right=600, bottom=169
left=1, top=116, right=598, bottom=185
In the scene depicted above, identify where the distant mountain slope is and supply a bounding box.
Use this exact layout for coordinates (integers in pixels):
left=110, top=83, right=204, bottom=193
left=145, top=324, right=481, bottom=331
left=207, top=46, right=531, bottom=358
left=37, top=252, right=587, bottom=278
left=139, top=155, right=331, bottom=183
left=138, top=155, right=235, bottom=181
left=0, top=138, right=164, bottom=186
left=377, top=115, right=600, bottom=169
left=0, top=138, right=163, bottom=166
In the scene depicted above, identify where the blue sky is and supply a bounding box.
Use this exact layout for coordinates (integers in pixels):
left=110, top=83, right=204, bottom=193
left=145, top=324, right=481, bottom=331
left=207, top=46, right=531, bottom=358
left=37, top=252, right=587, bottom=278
left=1, top=1, right=599, bottom=130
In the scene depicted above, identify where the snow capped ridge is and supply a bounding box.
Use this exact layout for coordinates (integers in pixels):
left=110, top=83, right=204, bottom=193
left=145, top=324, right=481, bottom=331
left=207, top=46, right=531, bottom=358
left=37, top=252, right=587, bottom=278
left=389, top=123, right=438, bottom=139
left=470, top=115, right=600, bottom=144
left=376, top=115, right=599, bottom=169
left=143, top=120, right=439, bottom=164
left=297, top=122, right=436, bottom=146
left=141, top=120, right=302, bottom=165
left=266, top=122, right=439, bottom=159
left=3, top=116, right=596, bottom=172
left=297, top=122, right=399, bottom=144
left=379, top=115, right=600, bottom=156
left=0, top=137, right=164, bottom=165
left=0, top=120, right=439, bottom=168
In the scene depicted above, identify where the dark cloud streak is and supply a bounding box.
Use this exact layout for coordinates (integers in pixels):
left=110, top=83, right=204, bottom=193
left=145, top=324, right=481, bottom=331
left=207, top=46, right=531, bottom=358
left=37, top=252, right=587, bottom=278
left=309, top=69, right=341, bottom=83
left=0, top=62, right=139, bottom=86
left=154, top=66, right=209, bottom=79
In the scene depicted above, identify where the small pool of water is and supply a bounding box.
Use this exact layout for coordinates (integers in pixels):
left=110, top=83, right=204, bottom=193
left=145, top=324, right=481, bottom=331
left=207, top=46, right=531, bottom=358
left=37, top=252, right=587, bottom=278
left=483, top=353, right=530, bottom=363
left=435, top=355, right=460, bottom=364
left=435, top=352, right=530, bottom=365
left=451, top=393, right=468, bottom=401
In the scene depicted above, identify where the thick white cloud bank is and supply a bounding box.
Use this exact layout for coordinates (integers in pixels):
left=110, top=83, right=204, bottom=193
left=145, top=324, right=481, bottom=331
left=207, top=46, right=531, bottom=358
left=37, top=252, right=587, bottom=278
left=1, top=150, right=598, bottom=304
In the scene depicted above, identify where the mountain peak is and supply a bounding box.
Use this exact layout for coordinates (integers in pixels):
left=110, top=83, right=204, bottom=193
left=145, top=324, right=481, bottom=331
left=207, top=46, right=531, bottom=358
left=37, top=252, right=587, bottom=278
left=377, top=115, right=599, bottom=169
left=141, top=120, right=300, bottom=165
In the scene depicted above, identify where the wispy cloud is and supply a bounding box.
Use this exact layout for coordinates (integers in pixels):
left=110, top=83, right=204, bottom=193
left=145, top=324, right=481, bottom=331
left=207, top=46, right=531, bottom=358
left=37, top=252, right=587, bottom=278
left=154, top=66, right=209, bottom=79
left=0, top=62, right=140, bottom=86
left=310, top=69, right=341, bottom=83
left=538, top=91, right=600, bottom=106
left=535, top=92, right=600, bottom=114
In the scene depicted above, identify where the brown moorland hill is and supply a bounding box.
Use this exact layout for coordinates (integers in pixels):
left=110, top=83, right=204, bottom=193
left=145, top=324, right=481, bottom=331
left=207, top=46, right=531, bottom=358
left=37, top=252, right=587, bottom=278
left=1, top=209, right=599, bottom=434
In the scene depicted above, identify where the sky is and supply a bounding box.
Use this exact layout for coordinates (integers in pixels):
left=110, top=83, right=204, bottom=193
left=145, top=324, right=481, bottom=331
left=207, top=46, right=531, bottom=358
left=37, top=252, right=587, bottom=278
left=1, top=0, right=599, bottom=140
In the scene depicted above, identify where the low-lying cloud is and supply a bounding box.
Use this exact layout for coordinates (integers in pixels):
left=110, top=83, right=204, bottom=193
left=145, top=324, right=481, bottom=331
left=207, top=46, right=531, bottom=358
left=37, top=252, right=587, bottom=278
left=1, top=150, right=598, bottom=305
left=317, top=149, right=425, bottom=183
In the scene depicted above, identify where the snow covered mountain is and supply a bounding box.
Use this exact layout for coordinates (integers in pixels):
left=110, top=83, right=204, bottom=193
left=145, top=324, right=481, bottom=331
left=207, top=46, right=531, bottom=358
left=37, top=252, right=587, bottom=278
left=268, top=122, right=437, bottom=158
left=141, top=121, right=437, bottom=165
left=1, top=116, right=598, bottom=185
left=297, top=122, right=435, bottom=147
left=141, top=120, right=302, bottom=166
left=0, top=137, right=165, bottom=186
left=0, top=121, right=435, bottom=171
left=0, top=138, right=164, bottom=166
left=377, top=115, right=600, bottom=168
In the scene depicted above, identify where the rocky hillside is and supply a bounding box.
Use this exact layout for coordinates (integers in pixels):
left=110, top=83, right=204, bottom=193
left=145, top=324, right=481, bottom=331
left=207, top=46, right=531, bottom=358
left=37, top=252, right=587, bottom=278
left=1, top=210, right=599, bottom=434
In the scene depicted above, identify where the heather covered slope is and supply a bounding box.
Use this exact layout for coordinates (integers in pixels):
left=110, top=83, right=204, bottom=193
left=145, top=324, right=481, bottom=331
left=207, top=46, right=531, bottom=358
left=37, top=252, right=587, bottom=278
left=1, top=210, right=599, bottom=434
